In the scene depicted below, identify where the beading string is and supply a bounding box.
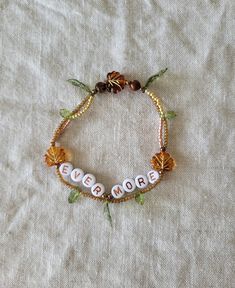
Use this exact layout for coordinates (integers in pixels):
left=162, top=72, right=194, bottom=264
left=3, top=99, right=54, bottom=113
left=44, top=70, right=176, bottom=206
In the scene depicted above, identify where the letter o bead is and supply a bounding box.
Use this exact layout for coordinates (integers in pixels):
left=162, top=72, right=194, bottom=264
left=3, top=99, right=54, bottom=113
left=111, top=184, right=125, bottom=199
left=91, top=183, right=105, bottom=197
left=82, top=174, right=96, bottom=188
left=135, top=175, right=148, bottom=189
left=122, top=178, right=136, bottom=193
left=59, top=162, right=73, bottom=177
left=147, top=170, right=160, bottom=184
left=71, top=168, right=84, bottom=183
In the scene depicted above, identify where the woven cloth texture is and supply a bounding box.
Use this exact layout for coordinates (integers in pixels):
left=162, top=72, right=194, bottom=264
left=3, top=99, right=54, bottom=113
left=0, top=1, right=234, bottom=287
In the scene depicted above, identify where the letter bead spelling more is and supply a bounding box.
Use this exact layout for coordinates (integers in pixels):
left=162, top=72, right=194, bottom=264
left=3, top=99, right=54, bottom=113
left=135, top=175, right=148, bottom=189
left=111, top=185, right=125, bottom=199
left=122, top=178, right=136, bottom=193
left=147, top=170, right=160, bottom=184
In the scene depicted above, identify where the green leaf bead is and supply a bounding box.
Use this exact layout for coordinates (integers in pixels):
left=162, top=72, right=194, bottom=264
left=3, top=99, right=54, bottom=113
left=68, top=189, right=81, bottom=204
left=67, top=79, right=92, bottom=94
left=103, top=202, right=113, bottom=227
left=60, top=108, right=72, bottom=119
left=142, top=68, right=168, bottom=91
left=135, top=193, right=145, bottom=205
left=165, top=111, right=177, bottom=120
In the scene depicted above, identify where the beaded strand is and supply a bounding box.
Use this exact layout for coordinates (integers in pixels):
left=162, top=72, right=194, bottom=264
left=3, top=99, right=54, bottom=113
left=45, top=70, right=176, bottom=206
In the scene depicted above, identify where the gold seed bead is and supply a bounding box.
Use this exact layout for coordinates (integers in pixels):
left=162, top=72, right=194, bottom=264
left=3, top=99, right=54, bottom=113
left=144, top=89, right=168, bottom=150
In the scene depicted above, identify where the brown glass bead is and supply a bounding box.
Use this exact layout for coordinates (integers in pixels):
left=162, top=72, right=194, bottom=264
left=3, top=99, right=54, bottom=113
left=106, top=71, right=127, bottom=94
left=107, top=194, right=114, bottom=200
left=95, top=82, right=107, bottom=93
left=129, top=80, right=141, bottom=91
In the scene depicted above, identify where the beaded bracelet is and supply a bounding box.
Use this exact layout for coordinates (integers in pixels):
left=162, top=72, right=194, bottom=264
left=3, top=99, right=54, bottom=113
left=44, top=69, right=176, bottom=223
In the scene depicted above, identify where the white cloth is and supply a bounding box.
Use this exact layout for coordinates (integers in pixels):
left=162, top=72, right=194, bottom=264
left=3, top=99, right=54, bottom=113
left=0, top=1, right=234, bottom=287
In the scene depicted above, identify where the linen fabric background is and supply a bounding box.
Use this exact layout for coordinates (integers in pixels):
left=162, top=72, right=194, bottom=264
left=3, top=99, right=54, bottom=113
left=0, top=1, right=234, bottom=287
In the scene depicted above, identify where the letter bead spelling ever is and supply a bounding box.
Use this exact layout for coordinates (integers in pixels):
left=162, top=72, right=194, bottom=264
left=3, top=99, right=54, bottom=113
left=71, top=168, right=84, bottom=182
left=59, top=162, right=73, bottom=177
left=44, top=69, right=176, bottom=222
left=91, top=183, right=105, bottom=197
left=82, top=174, right=96, bottom=188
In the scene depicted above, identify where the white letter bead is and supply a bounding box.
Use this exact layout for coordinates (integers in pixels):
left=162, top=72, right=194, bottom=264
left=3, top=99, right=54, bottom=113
left=122, top=178, right=136, bottom=193
left=147, top=170, right=160, bottom=184
left=135, top=175, right=148, bottom=189
left=59, top=162, right=73, bottom=177
left=82, top=174, right=96, bottom=188
left=71, top=168, right=84, bottom=183
left=91, top=183, right=105, bottom=197
left=111, top=184, right=125, bottom=199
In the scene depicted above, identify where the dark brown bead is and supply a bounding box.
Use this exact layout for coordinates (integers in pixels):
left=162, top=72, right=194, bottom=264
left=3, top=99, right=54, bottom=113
left=107, top=194, right=114, bottom=201
left=129, top=80, right=141, bottom=91
left=95, top=82, right=107, bottom=93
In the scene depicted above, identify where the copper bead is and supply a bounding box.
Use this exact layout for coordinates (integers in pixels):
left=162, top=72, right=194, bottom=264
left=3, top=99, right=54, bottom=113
left=95, top=82, right=107, bottom=93
left=129, top=80, right=141, bottom=91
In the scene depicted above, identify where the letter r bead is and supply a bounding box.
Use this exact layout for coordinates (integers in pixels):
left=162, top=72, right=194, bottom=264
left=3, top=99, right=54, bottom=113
left=91, top=183, right=105, bottom=197
left=135, top=175, right=148, bottom=188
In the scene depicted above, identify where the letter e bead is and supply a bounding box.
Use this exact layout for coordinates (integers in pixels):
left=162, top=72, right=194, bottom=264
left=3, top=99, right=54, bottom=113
left=59, top=162, right=73, bottom=177
left=82, top=174, right=96, bottom=188
left=147, top=170, right=159, bottom=184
